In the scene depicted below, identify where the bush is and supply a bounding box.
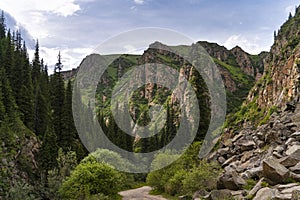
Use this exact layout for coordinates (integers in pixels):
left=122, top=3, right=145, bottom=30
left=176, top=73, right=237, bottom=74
left=147, top=142, right=221, bottom=196
left=8, top=181, right=36, bottom=200
left=182, top=161, right=221, bottom=193
left=59, top=155, right=125, bottom=200
left=91, top=148, right=134, bottom=172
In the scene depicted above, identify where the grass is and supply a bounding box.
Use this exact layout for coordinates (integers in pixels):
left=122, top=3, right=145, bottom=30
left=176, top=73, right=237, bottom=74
left=243, top=179, right=257, bottom=191
left=213, top=58, right=251, bottom=85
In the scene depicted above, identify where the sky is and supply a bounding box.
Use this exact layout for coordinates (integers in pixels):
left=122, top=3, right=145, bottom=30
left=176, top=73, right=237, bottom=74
left=0, top=0, right=299, bottom=71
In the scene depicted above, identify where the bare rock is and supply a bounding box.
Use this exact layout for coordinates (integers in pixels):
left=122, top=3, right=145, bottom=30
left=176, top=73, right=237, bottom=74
left=218, top=156, right=226, bottom=164
left=217, top=147, right=230, bottom=156
left=222, top=155, right=238, bottom=167
left=290, top=162, right=300, bottom=173
left=253, top=187, right=277, bottom=200
left=286, top=145, right=300, bottom=156
left=248, top=178, right=264, bottom=197
left=241, top=150, right=254, bottom=163
left=262, top=157, right=290, bottom=184
left=290, top=132, right=300, bottom=139
left=217, top=170, right=246, bottom=190
left=279, top=155, right=300, bottom=167
left=236, top=139, right=256, bottom=152
left=242, top=166, right=263, bottom=179
left=208, top=189, right=232, bottom=200
left=290, top=172, right=300, bottom=182
left=274, top=146, right=285, bottom=154
left=273, top=152, right=284, bottom=159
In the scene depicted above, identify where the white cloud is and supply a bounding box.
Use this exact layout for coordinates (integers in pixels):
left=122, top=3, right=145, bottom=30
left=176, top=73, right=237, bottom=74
left=285, top=5, right=295, bottom=15
left=28, top=46, right=93, bottom=72
left=223, top=34, right=263, bottom=54
left=133, top=0, right=144, bottom=5
left=0, top=0, right=81, bottom=39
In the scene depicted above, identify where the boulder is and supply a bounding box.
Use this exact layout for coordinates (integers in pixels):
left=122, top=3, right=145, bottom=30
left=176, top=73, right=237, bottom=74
left=218, top=156, right=226, bottom=164
left=253, top=187, right=277, bottom=200
left=193, top=189, right=209, bottom=199
left=241, top=150, right=253, bottom=163
left=262, top=157, right=289, bottom=184
left=273, top=152, right=283, bottom=159
left=290, top=132, right=300, bottom=139
left=248, top=178, right=264, bottom=197
left=279, top=156, right=300, bottom=167
left=290, top=162, right=300, bottom=173
left=285, top=138, right=295, bottom=146
left=274, top=146, right=285, bottom=153
left=280, top=185, right=300, bottom=194
left=286, top=145, right=300, bottom=156
left=222, top=155, right=238, bottom=167
left=208, top=189, right=232, bottom=200
left=236, top=139, right=256, bottom=152
left=290, top=172, right=300, bottom=182
left=241, top=166, right=263, bottom=179
left=217, top=147, right=230, bottom=156
left=217, top=170, right=246, bottom=190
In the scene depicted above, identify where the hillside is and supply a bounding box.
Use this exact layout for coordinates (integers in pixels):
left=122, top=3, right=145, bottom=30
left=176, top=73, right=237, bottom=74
left=202, top=6, right=300, bottom=200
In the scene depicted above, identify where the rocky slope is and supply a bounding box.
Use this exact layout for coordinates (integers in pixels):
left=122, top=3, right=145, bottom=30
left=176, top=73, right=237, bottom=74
left=65, top=40, right=263, bottom=115
left=200, top=6, right=300, bottom=200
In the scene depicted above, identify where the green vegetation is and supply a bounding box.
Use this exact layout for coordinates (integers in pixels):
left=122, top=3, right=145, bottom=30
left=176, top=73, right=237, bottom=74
left=243, top=179, right=257, bottom=191
left=146, top=142, right=222, bottom=197
left=213, top=58, right=251, bottom=85
left=59, top=155, right=125, bottom=200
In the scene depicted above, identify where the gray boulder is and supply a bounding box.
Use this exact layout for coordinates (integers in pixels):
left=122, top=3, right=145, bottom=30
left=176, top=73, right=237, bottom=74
left=253, top=187, right=277, bottom=200
left=262, top=157, right=289, bottom=184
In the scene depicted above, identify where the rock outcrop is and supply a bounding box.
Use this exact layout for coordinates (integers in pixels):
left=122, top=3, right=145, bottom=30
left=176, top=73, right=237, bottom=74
left=201, top=6, right=300, bottom=200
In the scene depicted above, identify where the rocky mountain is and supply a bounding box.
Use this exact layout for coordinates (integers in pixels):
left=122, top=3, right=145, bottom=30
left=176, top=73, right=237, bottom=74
left=65, top=40, right=263, bottom=115
left=200, top=6, right=300, bottom=200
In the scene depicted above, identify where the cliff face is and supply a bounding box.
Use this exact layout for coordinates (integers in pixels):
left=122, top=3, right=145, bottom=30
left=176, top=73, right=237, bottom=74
left=246, top=7, right=300, bottom=111
left=203, top=6, right=300, bottom=200
left=199, top=41, right=264, bottom=80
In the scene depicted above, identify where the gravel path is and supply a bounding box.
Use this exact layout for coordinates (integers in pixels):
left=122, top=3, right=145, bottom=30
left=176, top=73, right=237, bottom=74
left=119, top=186, right=168, bottom=200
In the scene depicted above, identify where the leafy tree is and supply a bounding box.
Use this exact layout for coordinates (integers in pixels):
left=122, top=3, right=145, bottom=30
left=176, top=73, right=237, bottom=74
left=59, top=155, right=125, bottom=200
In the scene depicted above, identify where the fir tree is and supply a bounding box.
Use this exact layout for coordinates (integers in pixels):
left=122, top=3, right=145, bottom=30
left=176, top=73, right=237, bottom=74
left=0, top=11, right=5, bottom=39
left=51, top=52, right=66, bottom=149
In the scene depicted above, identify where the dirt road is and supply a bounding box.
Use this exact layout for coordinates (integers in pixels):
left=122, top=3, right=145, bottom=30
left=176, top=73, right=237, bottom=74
left=119, top=186, right=168, bottom=200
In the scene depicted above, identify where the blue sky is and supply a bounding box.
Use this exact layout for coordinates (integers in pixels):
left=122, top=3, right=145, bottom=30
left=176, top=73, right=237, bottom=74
left=0, top=0, right=299, bottom=70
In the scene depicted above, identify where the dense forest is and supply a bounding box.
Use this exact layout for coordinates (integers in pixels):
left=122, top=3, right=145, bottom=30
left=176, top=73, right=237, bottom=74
left=0, top=11, right=89, bottom=199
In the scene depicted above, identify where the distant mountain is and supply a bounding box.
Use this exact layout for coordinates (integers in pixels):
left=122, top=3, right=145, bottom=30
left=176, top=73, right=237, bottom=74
left=64, top=40, right=263, bottom=114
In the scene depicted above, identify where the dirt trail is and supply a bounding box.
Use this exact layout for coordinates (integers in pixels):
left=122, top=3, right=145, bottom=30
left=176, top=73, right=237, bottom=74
left=118, top=186, right=168, bottom=200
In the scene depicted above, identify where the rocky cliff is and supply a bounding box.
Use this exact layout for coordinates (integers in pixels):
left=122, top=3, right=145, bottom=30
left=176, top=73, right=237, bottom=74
left=200, top=6, right=300, bottom=200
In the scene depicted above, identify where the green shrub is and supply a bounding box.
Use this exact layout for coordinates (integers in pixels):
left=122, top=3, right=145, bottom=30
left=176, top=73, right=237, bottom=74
left=243, top=179, right=257, bottom=190
left=8, top=181, right=36, bottom=200
left=147, top=142, right=221, bottom=196
left=182, top=161, right=221, bottom=193
left=59, top=155, right=125, bottom=200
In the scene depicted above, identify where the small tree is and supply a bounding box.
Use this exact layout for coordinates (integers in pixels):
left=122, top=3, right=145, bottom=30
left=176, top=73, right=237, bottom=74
left=59, top=155, right=125, bottom=200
